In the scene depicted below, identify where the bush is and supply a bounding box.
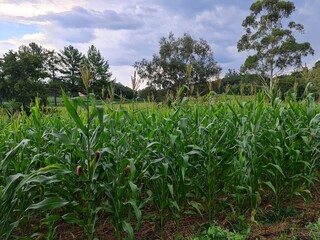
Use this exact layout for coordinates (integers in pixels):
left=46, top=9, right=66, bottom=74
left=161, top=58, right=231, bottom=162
left=193, top=223, right=247, bottom=240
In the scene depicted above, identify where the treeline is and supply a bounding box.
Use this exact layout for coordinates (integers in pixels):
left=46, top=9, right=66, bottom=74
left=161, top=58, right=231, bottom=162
left=138, top=65, right=320, bottom=102
left=134, top=32, right=319, bottom=102
left=0, top=37, right=319, bottom=112
left=0, top=43, right=133, bottom=111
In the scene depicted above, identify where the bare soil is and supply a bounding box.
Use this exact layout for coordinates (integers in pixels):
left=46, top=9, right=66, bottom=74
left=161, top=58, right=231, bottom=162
left=17, top=182, right=320, bottom=239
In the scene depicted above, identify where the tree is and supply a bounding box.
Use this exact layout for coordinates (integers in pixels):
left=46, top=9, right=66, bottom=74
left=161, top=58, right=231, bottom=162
left=46, top=50, right=63, bottom=106
left=86, top=45, right=112, bottom=97
left=134, top=32, right=221, bottom=91
left=1, top=43, right=48, bottom=110
left=0, top=58, right=3, bottom=97
left=237, top=0, right=314, bottom=95
left=114, top=82, right=134, bottom=100
left=308, top=61, right=320, bottom=99
left=59, top=45, right=84, bottom=96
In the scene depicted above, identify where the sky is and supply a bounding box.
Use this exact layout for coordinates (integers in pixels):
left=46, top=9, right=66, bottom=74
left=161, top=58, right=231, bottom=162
left=0, top=0, right=319, bottom=88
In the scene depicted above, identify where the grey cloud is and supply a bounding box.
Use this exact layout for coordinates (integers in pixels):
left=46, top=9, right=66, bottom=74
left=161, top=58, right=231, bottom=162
left=154, top=0, right=214, bottom=16
left=41, top=25, right=96, bottom=44
left=2, top=0, right=39, bottom=3
left=154, top=0, right=250, bottom=17
left=62, top=29, right=96, bottom=43
left=37, top=6, right=144, bottom=30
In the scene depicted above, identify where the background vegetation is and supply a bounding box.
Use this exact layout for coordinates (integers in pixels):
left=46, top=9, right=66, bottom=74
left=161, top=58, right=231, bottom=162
left=0, top=0, right=320, bottom=239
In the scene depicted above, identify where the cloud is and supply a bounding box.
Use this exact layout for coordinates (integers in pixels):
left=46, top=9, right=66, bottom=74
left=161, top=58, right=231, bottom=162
left=37, top=7, right=144, bottom=30
left=0, top=33, right=46, bottom=55
left=0, top=0, right=319, bottom=86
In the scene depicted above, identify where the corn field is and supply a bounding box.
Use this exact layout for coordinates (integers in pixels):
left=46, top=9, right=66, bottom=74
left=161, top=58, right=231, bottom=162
left=0, top=92, right=319, bottom=239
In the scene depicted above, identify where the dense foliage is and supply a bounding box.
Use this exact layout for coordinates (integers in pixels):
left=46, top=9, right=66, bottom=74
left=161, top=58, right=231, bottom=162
left=0, top=43, right=113, bottom=110
left=134, top=32, right=221, bottom=91
left=237, top=0, right=314, bottom=94
left=0, top=92, right=319, bottom=239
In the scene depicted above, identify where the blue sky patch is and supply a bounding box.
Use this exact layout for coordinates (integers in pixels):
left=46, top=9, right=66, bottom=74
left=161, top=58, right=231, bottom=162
left=0, top=22, right=39, bottom=40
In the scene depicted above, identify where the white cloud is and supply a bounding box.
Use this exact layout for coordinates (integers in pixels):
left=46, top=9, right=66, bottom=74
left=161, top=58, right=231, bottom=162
left=0, top=33, right=45, bottom=55
left=0, top=0, right=319, bottom=86
left=111, top=65, right=134, bottom=87
left=0, top=0, right=80, bottom=19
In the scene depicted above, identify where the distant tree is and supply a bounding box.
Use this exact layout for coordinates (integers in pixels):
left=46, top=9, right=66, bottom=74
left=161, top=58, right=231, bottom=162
left=59, top=45, right=84, bottom=96
left=309, top=62, right=320, bottom=98
left=224, top=69, right=240, bottom=79
left=314, top=60, right=320, bottom=69
left=0, top=43, right=48, bottom=110
left=237, top=0, right=314, bottom=96
left=86, top=45, right=112, bottom=97
left=45, top=50, right=63, bottom=105
left=114, top=82, right=133, bottom=100
left=134, top=32, right=221, bottom=91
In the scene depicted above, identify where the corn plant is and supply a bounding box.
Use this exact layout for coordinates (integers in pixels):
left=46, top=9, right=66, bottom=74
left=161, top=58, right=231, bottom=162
left=1, top=89, right=320, bottom=239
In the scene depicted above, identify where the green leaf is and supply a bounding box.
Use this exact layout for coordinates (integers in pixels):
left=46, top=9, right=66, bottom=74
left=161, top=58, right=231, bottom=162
left=2, top=139, right=30, bottom=163
left=122, top=221, right=134, bottom=240
left=26, top=197, right=69, bottom=211
left=146, top=141, right=159, bottom=148
left=263, top=181, right=276, bottom=195
left=101, top=147, right=114, bottom=156
left=51, top=133, right=74, bottom=146
left=2, top=173, right=24, bottom=199
left=61, top=90, right=87, bottom=134
left=188, top=201, right=203, bottom=216
left=169, top=134, right=178, bottom=146
left=268, top=163, right=285, bottom=177
left=62, top=213, right=84, bottom=225
left=125, top=199, right=142, bottom=229
left=168, top=183, right=174, bottom=197
left=41, top=214, right=60, bottom=224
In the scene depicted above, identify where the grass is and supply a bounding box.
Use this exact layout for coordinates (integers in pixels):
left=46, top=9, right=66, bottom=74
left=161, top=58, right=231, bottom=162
left=0, top=92, right=319, bottom=239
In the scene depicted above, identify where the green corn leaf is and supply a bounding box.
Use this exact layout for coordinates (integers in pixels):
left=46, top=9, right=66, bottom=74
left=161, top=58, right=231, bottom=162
left=90, top=126, right=102, bottom=147
left=125, top=199, right=142, bottom=229
left=168, top=183, right=174, bottom=197
left=41, top=214, right=60, bottom=224
left=128, top=159, right=136, bottom=178
left=129, top=181, right=138, bottom=195
left=62, top=213, right=84, bottom=226
left=101, top=147, right=114, bottom=156
left=188, top=201, right=203, bottom=216
left=26, top=196, right=69, bottom=211
left=169, top=134, right=178, bottom=146
left=2, top=173, right=24, bottom=199
left=61, top=90, right=87, bottom=134
left=146, top=141, right=159, bottom=148
left=268, top=163, right=285, bottom=177
left=162, top=163, right=169, bottom=177
left=180, top=117, right=187, bottom=129
left=96, top=107, right=104, bottom=126
left=122, top=221, right=134, bottom=240
left=181, top=96, right=189, bottom=105
left=51, top=133, right=74, bottom=146
left=263, top=181, right=276, bottom=195
left=187, top=150, right=203, bottom=156
left=2, top=139, right=30, bottom=163
left=170, top=200, right=180, bottom=211
left=310, top=113, right=320, bottom=126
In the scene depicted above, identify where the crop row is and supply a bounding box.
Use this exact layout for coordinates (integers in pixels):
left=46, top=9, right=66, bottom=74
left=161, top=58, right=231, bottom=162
left=0, top=93, right=319, bottom=239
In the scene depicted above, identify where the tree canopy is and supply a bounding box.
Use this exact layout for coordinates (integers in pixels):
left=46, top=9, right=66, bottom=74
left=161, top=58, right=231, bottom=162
left=87, top=45, right=112, bottom=97
left=134, top=32, right=221, bottom=91
left=0, top=43, right=48, bottom=109
left=59, top=45, right=84, bottom=96
left=237, top=0, right=314, bottom=94
left=0, top=43, right=114, bottom=109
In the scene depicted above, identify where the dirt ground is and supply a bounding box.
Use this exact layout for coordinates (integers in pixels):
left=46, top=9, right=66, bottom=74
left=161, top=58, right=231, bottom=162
left=23, top=182, right=320, bottom=239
